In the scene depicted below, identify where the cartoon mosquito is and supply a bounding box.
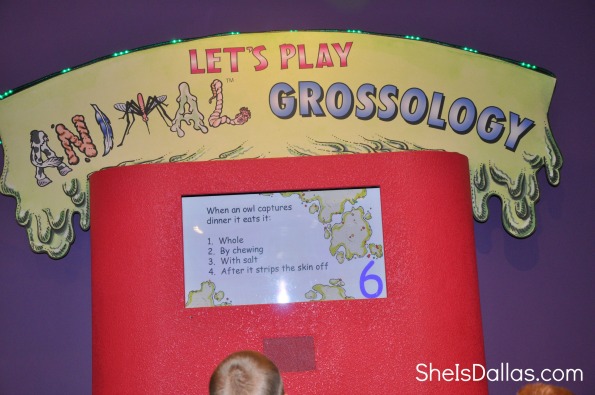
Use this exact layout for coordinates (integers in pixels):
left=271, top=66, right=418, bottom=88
left=114, top=93, right=173, bottom=147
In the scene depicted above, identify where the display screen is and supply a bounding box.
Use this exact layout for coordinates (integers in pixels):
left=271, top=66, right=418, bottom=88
left=182, top=188, right=386, bottom=307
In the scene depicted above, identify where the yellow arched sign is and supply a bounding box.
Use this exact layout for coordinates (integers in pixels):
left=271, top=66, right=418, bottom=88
left=0, top=31, right=562, bottom=258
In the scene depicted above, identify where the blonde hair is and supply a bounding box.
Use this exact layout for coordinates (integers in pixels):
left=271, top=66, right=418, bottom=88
left=209, top=351, right=284, bottom=395
left=517, top=383, right=574, bottom=395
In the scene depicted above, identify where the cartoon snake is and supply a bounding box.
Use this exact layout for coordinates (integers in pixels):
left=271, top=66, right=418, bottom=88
left=208, top=79, right=251, bottom=127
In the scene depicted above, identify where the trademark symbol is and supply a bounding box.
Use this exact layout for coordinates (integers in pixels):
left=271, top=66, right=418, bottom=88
left=226, top=78, right=234, bottom=83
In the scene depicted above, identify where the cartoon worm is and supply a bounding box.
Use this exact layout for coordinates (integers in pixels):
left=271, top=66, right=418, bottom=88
left=208, top=79, right=251, bottom=127
left=55, top=115, right=98, bottom=165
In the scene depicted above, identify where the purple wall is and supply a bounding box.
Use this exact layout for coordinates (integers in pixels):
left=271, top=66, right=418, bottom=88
left=1, top=1, right=593, bottom=394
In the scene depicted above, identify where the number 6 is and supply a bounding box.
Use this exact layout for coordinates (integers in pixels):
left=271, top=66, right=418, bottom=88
left=359, top=260, right=383, bottom=298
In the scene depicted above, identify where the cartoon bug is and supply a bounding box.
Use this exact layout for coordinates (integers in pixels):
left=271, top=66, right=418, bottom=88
left=114, top=93, right=173, bottom=146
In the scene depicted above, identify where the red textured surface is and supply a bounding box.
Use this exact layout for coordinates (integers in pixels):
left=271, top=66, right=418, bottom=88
left=264, top=336, right=316, bottom=372
left=90, top=152, right=487, bottom=394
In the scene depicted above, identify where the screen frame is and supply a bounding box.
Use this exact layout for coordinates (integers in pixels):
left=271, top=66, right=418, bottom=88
left=180, top=186, right=387, bottom=308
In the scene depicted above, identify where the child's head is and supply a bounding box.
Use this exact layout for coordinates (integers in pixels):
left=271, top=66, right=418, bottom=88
left=517, top=383, right=574, bottom=395
left=209, top=350, right=284, bottom=395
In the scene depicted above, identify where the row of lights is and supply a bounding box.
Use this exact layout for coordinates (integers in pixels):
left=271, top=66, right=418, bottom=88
left=0, top=90, right=13, bottom=99
left=113, top=37, right=185, bottom=59
left=393, top=35, right=539, bottom=71
left=0, top=31, right=543, bottom=101
left=520, top=62, right=537, bottom=69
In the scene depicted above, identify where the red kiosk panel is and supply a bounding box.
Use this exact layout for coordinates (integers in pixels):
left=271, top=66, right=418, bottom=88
left=90, top=151, right=487, bottom=394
